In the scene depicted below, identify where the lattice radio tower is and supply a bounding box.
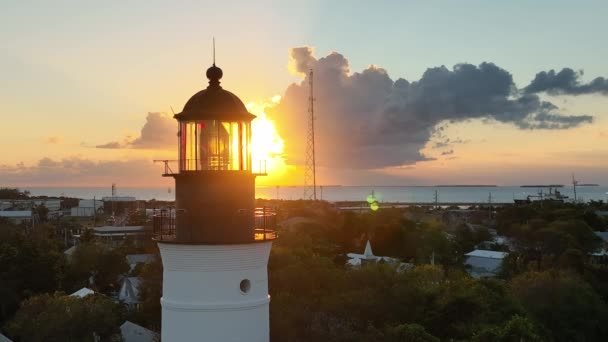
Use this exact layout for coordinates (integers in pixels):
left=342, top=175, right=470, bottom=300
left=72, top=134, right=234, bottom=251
left=303, top=69, right=317, bottom=200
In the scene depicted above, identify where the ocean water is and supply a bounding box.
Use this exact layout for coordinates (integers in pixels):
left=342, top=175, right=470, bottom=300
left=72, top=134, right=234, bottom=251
left=24, top=185, right=608, bottom=204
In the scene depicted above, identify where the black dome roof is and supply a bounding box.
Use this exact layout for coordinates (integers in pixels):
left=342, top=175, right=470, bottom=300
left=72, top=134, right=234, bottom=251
left=174, top=65, right=256, bottom=122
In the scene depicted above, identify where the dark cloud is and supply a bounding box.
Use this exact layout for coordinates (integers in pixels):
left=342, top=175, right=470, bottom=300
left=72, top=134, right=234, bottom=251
left=525, top=68, right=608, bottom=95
left=96, top=112, right=175, bottom=149
left=441, top=150, right=454, bottom=156
left=270, top=47, right=594, bottom=169
left=0, top=157, right=165, bottom=186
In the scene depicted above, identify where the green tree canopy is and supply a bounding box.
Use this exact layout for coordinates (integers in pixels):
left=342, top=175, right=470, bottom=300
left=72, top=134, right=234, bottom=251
left=5, top=293, right=123, bottom=341
left=510, top=270, right=608, bottom=341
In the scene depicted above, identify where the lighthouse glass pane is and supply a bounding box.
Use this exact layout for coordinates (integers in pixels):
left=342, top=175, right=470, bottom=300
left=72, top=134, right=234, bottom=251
left=179, top=120, right=248, bottom=171
left=243, top=123, right=250, bottom=170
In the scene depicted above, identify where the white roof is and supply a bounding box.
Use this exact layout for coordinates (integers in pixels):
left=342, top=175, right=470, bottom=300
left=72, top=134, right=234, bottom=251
left=120, top=321, right=158, bottom=342
left=595, top=231, right=608, bottom=242
left=126, top=254, right=155, bottom=265
left=363, top=240, right=374, bottom=258
left=64, top=245, right=77, bottom=256
left=465, top=250, right=508, bottom=259
left=0, top=211, right=31, bottom=218
left=103, top=196, right=136, bottom=202
left=93, top=226, right=145, bottom=233
left=592, top=249, right=608, bottom=256
left=70, top=287, right=95, bottom=298
left=119, top=277, right=141, bottom=304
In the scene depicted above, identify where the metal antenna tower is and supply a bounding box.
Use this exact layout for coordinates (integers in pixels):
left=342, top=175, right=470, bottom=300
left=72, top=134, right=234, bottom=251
left=303, top=69, right=317, bottom=200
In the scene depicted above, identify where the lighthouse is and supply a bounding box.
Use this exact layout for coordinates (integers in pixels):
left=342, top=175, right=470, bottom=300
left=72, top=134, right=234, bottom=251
left=153, top=62, right=276, bottom=342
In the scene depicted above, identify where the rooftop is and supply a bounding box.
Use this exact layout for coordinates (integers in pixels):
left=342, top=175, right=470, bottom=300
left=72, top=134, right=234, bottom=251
left=93, top=226, right=145, bottom=233
left=70, top=287, right=95, bottom=298
left=0, top=211, right=32, bottom=218
left=465, top=250, right=508, bottom=259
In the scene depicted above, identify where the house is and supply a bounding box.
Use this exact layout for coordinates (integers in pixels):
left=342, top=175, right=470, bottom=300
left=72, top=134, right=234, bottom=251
left=70, top=199, right=103, bottom=217
left=591, top=232, right=608, bottom=263
left=120, top=321, right=158, bottom=342
left=596, top=211, right=608, bottom=218
left=126, top=254, right=155, bottom=272
left=0, top=210, right=32, bottom=225
left=464, top=250, right=508, bottom=278
left=70, top=287, right=95, bottom=298
left=118, top=277, right=141, bottom=309
left=595, top=231, right=608, bottom=243
left=74, top=226, right=148, bottom=246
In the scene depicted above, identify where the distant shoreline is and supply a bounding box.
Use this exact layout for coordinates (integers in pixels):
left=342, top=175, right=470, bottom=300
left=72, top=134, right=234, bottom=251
left=520, top=185, right=564, bottom=188
left=434, top=185, right=497, bottom=187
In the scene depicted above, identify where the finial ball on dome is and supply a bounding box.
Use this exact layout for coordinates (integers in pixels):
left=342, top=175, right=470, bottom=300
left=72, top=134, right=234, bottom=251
left=206, top=65, right=223, bottom=82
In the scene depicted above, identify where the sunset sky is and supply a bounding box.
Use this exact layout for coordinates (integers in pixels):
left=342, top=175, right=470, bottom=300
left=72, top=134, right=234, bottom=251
left=1, top=1, right=607, bottom=187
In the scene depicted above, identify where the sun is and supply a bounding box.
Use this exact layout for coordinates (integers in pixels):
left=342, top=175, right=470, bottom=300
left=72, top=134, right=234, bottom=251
left=247, top=96, right=286, bottom=176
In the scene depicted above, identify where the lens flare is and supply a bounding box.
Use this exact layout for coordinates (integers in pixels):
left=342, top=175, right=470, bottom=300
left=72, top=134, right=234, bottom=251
left=247, top=98, right=285, bottom=175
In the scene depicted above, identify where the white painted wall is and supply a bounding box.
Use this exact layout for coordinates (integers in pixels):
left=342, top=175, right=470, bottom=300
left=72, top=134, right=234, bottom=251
left=158, top=241, right=272, bottom=342
left=465, top=255, right=504, bottom=278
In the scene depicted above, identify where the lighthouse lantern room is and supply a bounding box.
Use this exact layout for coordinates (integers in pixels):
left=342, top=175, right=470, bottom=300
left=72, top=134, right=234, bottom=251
left=153, top=62, right=276, bottom=342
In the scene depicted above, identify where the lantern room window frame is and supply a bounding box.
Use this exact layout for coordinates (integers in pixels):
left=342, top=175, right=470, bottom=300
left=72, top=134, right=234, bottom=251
left=178, top=119, right=251, bottom=172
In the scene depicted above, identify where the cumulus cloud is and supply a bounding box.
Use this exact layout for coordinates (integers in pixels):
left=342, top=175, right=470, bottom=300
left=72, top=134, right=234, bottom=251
left=524, top=68, right=608, bottom=95
left=0, top=157, right=165, bottom=186
left=270, top=47, right=594, bottom=169
left=96, top=112, right=175, bottom=149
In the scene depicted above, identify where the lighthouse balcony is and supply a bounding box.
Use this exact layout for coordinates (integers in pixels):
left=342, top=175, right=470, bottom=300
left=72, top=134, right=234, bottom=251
left=154, top=159, right=267, bottom=176
left=152, top=207, right=277, bottom=243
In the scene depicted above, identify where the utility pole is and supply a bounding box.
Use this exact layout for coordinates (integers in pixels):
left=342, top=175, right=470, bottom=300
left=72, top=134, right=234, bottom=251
left=303, top=69, right=317, bottom=200
left=434, top=190, right=439, bottom=209
left=93, top=196, right=97, bottom=226
left=572, top=173, right=578, bottom=203
left=111, top=183, right=116, bottom=218
left=488, top=192, right=492, bottom=221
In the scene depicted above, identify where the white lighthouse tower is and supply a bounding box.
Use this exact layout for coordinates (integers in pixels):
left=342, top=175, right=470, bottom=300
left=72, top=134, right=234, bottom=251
left=153, top=62, right=276, bottom=342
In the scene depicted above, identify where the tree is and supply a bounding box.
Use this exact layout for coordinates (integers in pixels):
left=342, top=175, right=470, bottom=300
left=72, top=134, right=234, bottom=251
left=5, top=293, right=123, bottom=341
left=134, top=252, right=163, bottom=331
left=0, top=188, right=30, bottom=200
left=510, top=270, right=608, bottom=341
left=64, top=242, right=129, bottom=293
left=473, top=315, right=543, bottom=342
left=34, top=204, right=49, bottom=223
left=0, top=221, right=64, bottom=322
left=386, top=323, right=439, bottom=342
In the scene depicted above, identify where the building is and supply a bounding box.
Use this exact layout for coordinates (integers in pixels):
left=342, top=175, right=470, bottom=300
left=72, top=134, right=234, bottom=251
left=152, top=61, right=276, bottom=341
left=118, top=277, right=141, bottom=310
left=346, top=240, right=412, bottom=271
left=120, top=321, right=158, bottom=342
left=347, top=240, right=399, bottom=266
left=464, top=250, right=508, bottom=278
left=0, top=210, right=32, bottom=225
left=70, top=199, right=103, bottom=217
left=126, top=254, right=155, bottom=272
left=88, top=225, right=148, bottom=246
left=103, top=196, right=137, bottom=215
left=70, top=287, right=95, bottom=298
